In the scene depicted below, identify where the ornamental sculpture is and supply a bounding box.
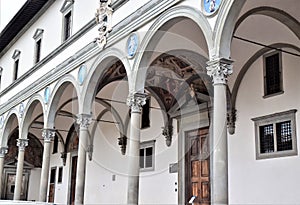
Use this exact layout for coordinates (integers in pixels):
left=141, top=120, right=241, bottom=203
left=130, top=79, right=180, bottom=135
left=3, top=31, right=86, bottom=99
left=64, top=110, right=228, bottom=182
left=95, top=0, right=113, bottom=48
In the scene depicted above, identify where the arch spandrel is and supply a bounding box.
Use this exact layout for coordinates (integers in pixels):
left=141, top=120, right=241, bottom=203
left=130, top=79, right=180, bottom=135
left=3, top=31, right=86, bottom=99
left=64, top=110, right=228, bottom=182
left=133, top=6, right=213, bottom=93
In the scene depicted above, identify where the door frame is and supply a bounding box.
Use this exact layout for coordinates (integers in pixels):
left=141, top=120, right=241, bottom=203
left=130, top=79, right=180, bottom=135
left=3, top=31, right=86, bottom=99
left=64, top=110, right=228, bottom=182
left=178, top=114, right=211, bottom=205
left=67, top=151, right=78, bottom=205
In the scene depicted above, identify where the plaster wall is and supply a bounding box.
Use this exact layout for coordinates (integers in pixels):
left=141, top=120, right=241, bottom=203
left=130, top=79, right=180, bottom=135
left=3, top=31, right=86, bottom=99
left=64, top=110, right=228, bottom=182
left=27, top=168, right=41, bottom=201
left=229, top=50, right=300, bottom=204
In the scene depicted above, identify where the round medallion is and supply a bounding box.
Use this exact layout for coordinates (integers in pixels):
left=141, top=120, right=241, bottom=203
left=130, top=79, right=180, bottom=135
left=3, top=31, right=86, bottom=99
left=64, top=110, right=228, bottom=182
left=44, top=87, right=51, bottom=104
left=78, top=64, right=87, bottom=85
left=203, top=0, right=222, bottom=15
left=19, top=103, right=25, bottom=117
left=0, top=116, right=4, bottom=129
left=126, top=33, right=139, bottom=58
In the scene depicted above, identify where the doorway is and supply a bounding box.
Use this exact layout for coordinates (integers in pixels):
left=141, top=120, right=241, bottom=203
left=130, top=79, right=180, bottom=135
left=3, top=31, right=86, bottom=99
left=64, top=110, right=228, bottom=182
left=185, top=128, right=210, bottom=205
left=69, top=155, right=78, bottom=205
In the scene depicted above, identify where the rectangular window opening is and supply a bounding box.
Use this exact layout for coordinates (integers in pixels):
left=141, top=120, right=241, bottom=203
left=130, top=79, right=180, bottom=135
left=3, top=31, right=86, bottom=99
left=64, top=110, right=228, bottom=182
left=64, top=11, right=72, bottom=40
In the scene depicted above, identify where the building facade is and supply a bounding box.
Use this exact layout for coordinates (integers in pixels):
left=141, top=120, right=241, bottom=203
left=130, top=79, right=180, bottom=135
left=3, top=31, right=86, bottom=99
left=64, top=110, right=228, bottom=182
left=0, top=0, right=299, bottom=204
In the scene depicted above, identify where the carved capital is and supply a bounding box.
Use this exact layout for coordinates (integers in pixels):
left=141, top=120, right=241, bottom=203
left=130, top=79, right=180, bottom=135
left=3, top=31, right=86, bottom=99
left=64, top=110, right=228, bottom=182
left=206, top=58, right=233, bottom=85
left=127, top=93, right=147, bottom=113
left=42, top=129, right=56, bottom=143
left=118, top=135, right=127, bottom=155
left=87, top=145, right=93, bottom=161
left=76, top=114, right=92, bottom=129
left=0, top=147, right=8, bottom=158
left=17, top=139, right=29, bottom=151
left=61, top=152, right=67, bottom=166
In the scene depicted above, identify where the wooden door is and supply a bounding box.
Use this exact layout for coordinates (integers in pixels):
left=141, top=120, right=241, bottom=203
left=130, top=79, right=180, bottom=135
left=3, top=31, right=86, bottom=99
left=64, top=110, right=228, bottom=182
left=48, top=184, right=55, bottom=202
left=186, top=128, right=210, bottom=205
left=69, top=156, right=78, bottom=205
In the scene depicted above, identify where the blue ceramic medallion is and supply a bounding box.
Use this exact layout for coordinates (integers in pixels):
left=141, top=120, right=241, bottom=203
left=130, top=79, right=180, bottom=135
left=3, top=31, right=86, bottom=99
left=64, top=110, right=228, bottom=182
left=126, top=33, right=139, bottom=58
left=78, top=64, right=87, bottom=85
left=203, top=0, right=222, bottom=15
left=44, top=87, right=50, bottom=104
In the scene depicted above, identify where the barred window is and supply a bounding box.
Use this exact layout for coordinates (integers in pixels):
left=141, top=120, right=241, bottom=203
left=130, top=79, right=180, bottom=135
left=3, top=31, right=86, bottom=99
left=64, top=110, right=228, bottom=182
left=264, top=51, right=283, bottom=97
left=252, top=110, right=297, bottom=159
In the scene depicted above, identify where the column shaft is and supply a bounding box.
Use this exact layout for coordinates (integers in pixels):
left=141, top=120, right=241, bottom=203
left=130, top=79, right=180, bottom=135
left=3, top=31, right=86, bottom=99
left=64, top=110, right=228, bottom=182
left=75, top=114, right=91, bottom=205
left=207, top=58, right=233, bottom=205
left=0, top=157, right=4, bottom=198
left=0, top=147, right=8, bottom=199
left=127, top=112, right=142, bottom=205
left=39, top=129, right=55, bottom=202
left=14, top=150, right=25, bottom=200
left=126, top=93, right=146, bottom=205
left=211, top=84, right=228, bottom=204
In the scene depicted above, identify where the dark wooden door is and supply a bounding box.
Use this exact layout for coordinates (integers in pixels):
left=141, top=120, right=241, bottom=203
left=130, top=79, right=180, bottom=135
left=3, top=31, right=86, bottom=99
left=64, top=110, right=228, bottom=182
left=48, top=184, right=55, bottom=202
left=70, top=156, right=78, bottom=205
left=186, top=128, right=210, bottom=205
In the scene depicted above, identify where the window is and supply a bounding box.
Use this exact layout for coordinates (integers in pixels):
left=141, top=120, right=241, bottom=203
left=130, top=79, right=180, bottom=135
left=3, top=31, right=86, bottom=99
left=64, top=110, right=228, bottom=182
left=140, top=140, right=155, bottom=171
left=141, top=98, right=150, bottom=129
left=58, top=167, right=63, bottom=183
left=33, top=29, right=44, bottom=64
left=12, top=50, right=20, bottom=81
left=60, top=0, right=74, bottom=42
left=50, top=167, right=56, bottom=184
left=252, top=109, right=297, bottom=159
left=52, top=134, right=58, bottom=154
left=264, top=51, right=283, bottom=97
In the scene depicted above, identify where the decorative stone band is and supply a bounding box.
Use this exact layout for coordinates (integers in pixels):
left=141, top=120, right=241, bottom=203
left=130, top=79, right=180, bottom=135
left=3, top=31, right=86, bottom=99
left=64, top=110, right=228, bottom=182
left=0, top=147, right=8, bottom=158
left=127, top=93, right=147, bottom=113
left=206, top=58, right=234, bottom=85
left=76, top=114, right=92, bottom=129
left=17, top=139, right=29, bottom=151
left=42, top=129, right=56, bottom=143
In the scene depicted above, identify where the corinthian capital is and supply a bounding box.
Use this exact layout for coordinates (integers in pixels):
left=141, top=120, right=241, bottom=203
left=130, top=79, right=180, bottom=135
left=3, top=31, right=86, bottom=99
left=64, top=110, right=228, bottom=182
left=0, top=147, right=8, bottom=158
left=17, top=139, right=28, bottom=151
left=206, top=58, right=233, bottom=85
left=127, top=93, right=147, bottom=113
left=76, top=114, right=92, bottom=129
left=42, top=129, right=56, bottom=143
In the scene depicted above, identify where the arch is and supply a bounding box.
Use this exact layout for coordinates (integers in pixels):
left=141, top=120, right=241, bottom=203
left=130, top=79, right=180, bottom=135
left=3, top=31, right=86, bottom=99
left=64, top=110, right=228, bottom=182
left=231, top=43, right=300, bottom=109
left=82, top=47, right=131, bottom=114
left=214, top=0, right=246, bottom=58
left=46, top=75, right=80, bottom=128
left=133, top=5, right=213, bottom=93
left=234, top=7, right=300, bottom=40
left=19, top=94, right=45, bottom=139
left=1, top=110, right=20, bottom=147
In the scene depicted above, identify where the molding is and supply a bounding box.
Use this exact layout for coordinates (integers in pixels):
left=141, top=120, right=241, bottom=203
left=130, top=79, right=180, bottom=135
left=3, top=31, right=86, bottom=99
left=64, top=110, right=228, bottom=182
left=0, top=0, right=181, bottom=115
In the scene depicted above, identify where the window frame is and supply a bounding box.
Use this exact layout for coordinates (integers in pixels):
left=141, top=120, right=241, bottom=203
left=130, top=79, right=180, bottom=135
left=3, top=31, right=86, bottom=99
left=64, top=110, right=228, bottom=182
left=263, top=51, right=283, bottom=98
left=140, top=140, right=155, bottom=172
left=12, top=50, right=21, bottom=81
left=60, top=0, right=74, bottom=42
left=33, top=29, right=44, bottom=64
left=252, top=109, right=298, bottom=160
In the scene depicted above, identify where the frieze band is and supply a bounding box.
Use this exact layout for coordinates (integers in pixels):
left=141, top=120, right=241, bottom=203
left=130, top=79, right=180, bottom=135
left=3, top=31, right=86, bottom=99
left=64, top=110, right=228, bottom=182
left=206, top=58, right=233, bottom=85
left=126, top=93, right=147, bottom=113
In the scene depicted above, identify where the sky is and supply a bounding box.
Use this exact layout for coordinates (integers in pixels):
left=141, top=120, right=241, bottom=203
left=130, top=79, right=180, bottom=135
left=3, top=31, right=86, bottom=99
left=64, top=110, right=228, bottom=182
left=0, top=0, right=27, bottom=32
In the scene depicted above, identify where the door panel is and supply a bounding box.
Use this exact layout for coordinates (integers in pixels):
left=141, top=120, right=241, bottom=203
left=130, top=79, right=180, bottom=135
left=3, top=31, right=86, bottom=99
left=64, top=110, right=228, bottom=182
left=186, top=128, right=210, bottom=205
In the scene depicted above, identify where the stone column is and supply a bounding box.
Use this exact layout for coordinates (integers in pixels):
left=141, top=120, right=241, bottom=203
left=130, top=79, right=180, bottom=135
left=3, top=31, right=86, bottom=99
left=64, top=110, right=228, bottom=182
left=126, top=93, right=147, bottom=205
left=14, top=138, right=28, bottom=200
left=75, top=114, right=92, bottom=205
left=0, top=147, right=8, bottom=198
left=39, top=129, right=55, bottom=202
left=206, top=58, right=233, bottom=205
